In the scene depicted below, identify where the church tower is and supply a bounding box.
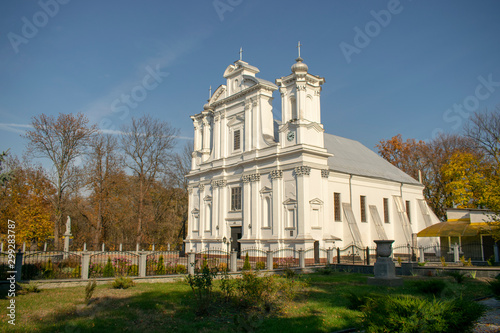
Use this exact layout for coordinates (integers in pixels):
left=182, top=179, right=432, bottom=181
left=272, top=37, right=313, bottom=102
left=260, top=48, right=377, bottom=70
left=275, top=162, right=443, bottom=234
left=275, top=44, right=326, bottom=149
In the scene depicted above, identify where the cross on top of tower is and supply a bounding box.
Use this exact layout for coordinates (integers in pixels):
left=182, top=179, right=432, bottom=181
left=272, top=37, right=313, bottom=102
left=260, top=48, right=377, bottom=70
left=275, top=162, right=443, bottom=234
left=297, top=41, right=302, bottom=58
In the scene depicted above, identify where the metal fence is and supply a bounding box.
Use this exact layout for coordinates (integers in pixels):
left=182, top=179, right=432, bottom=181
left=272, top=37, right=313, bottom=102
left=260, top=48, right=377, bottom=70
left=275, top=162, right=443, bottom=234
left=337, top=244, right=367, bottom=265
left=146, top=251, right=188, bottom=276
left=304, top=247, right=328, bottom=266
left=195, top=249, right=229, bottom=272
left=89, top=251, right=140, bottom=278
left=272, top=248, right=299, bottom=268
left=22, top=251, right=82, bottom=280
left=239, top=248, right=267, bottom=270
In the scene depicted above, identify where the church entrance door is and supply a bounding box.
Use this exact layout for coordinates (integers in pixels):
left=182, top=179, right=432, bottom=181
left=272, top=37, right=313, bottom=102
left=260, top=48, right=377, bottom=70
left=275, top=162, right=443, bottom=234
left=231, top=227, right=242, bottom=258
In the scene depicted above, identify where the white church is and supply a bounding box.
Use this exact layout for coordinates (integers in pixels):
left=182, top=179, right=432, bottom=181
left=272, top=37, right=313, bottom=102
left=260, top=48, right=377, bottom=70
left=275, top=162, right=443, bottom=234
left=184, top=50, right=439, bottom=254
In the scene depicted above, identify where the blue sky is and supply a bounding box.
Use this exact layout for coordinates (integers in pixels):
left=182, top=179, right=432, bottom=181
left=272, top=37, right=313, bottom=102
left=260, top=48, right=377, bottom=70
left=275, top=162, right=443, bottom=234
left=1, top=0, right=500, bottom=165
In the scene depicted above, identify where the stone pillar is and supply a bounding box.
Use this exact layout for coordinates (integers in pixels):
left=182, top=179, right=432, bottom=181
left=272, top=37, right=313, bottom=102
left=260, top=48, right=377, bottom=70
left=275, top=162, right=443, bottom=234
left=270, top=170, right=283, bottom=239
left=188, top=252, right=195, bottom=275
left=453, top=243, right=460, bottom=263
left=138, top=253, right=147, bottom=277
left=327, top=248, right=333, bottom=265
left=242, top=177, right=251, bottom=239
left=419, top=247, right=425, bottom=263
left=295, top=166, right=311, bottom=238
left=15, top=250, right=23, bottom=282
left=367, top=240, right=403, bottom=287
left=230, top=251, right=238, bottom=273
left=81, top=253, right=90, bottom=280
left=267, top=250, right=273, bottom=271
left=299, top=249, right=305, bottom=269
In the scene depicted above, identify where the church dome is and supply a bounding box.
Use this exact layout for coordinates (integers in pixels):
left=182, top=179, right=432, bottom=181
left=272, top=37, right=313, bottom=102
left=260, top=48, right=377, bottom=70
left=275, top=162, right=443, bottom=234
left=291, top=57, right=308, bottom=73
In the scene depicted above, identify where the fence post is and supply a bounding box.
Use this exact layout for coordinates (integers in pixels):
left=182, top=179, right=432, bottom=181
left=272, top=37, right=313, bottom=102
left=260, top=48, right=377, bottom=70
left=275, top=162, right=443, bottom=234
left=419, top=247, right=425, bottom=263
left=495, top=243, right=500, bottom=263
left=187, top=252, right=195, bottom=275
left=230, top=251, right=237, bottom=272
left=453, top=243, right=460, bottom=263
left=407, top=244, right=411, bottom=263
left=366, top=247, right=370, bottom=266
left=102, top=243, right=105, bottom=252
left=81, top=252, right=90, bottom=280
left=299, top=250, right=305, bottom=269
left=327, top=248, right=333, bottom=265
left=139, top=253, right=147, bottom=277
left=337, top=248, right=340, bottom=264
left=14, top=250, right=23, bottom=282
left=267, top=250, right=273, bottom=271
left=352, top=244, right=355, bottom=264
left=136, top=243, right=139, bottom=253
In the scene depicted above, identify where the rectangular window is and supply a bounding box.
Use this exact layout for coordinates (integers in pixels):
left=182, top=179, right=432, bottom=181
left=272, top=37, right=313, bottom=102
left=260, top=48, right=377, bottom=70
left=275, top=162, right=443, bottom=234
left=233, top=129, right=241, bottom=151
left=383, top=198, right=389, bottom=223
left=287, top=209, right=295, bottom=229
left=334, top=193, right=341, bottom=221
left=231, top=187, right=242, bottom=211
left=360, top=196, right=367, bottom=222
left=406, top=200, right=411, bottom=223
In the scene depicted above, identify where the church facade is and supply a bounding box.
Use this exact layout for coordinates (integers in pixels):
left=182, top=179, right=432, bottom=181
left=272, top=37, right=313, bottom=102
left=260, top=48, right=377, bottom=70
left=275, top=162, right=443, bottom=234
left=184, top=55, right=439, bottom=254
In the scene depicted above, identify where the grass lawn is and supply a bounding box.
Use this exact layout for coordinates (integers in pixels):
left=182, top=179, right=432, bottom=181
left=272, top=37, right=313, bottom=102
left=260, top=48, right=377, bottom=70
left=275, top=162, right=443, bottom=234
left=0, top=270, right=492, bottom=333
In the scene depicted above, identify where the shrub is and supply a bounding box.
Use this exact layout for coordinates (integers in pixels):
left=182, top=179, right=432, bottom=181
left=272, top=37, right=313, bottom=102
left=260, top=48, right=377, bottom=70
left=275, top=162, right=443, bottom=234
left=345, top=291, right=378, bottom=310
left=128, top=264, right=139, bottom=276
left=43, top=258, right=55, bottom=279
left=444, top=297, right=486, bottom=332
left=185, top=266, right=218, bottom=315
left=85, top=279, right=97, bottom=305
left=233, top=271, right=306, bottom=313
left=488, top=274, right=500, bottom=298
left=413, top=279, right=447, bottom=296
left=440, top=256, right=448, bottom=267
left=103, top=258, right=115, bottom=277
left=459, top=256, right=473, bottom=267
left=21, top=282, right=40, bottom=294
left=72, top=265, right=82, bottom=278
left=487, top=255, right=495, bottom=266
left=112, top=276, right=135, bottom=289
left=220, top=271, right=236, bottom=301
left=447, top=271, right=467, bottom=284
left=255, top=261, right=266, bottom=270
left=283, top=267, right=296, bottom=279
left=242, top=253, right=251, bottom=271
left=218, top=262, right=228, bottom=272
left=156, top=255, right=166, bottom=275
left=362, top=294, right=485, bottom=333
left=176, top=264, right=187, bottom=274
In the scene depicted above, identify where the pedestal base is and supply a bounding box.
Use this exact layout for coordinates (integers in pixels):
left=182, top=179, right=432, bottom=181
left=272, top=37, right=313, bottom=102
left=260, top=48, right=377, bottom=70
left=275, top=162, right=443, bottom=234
left=367, top=277, right=403, bottom=287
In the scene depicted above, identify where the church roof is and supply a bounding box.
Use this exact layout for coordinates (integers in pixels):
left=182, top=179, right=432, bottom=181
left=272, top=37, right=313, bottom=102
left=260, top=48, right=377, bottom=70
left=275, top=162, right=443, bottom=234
left=324, top=133, right=421, bottom=185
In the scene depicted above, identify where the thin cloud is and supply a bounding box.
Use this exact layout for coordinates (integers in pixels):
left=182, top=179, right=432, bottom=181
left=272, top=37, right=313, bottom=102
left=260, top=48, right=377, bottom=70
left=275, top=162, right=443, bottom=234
left=0, top=123, right=32, bottom=134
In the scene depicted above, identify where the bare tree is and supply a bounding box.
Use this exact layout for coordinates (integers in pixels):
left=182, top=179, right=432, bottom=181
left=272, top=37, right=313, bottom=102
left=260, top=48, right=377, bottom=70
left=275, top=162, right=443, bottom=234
left=465, top=107, right=500, bottom=166
left=85, top=133, right=123, bottom=249
left=25, top=113, right=97, bottom=248
left=120, top=115, right=179, bottom=244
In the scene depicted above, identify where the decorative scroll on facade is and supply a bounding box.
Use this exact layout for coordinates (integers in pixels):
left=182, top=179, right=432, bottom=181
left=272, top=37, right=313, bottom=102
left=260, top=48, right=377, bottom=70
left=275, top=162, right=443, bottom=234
left=294, top=166, right=311, bottom=176
left=242, top=173, right=260, bottom=183
left=210, top=179, right=227, bottom=187
left=270, top=169, right=283, bottom=179
left=321, top=169, right=330, bottom=178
